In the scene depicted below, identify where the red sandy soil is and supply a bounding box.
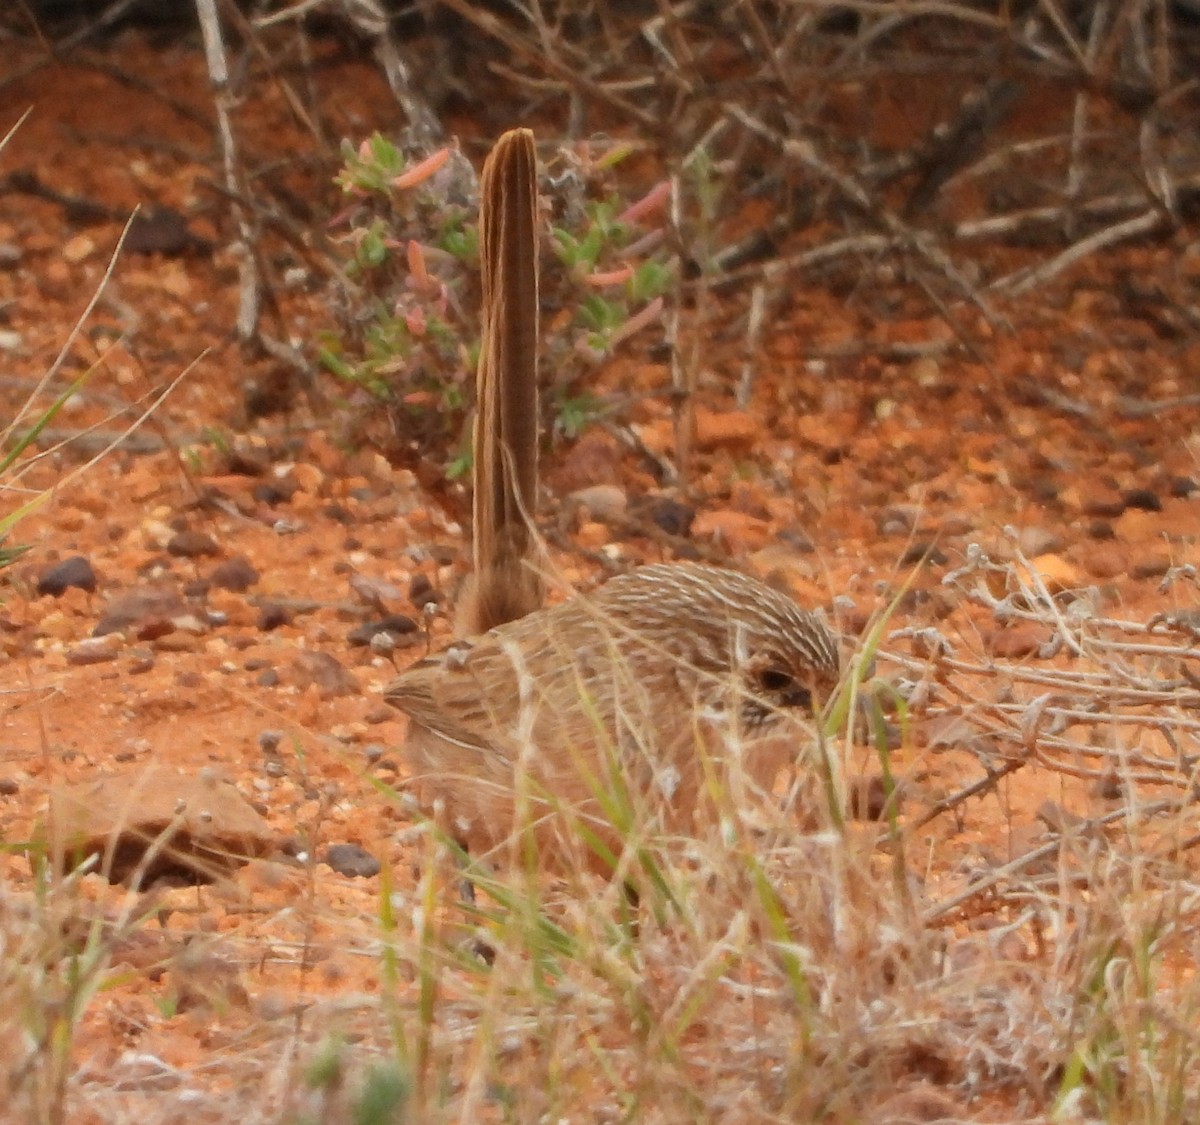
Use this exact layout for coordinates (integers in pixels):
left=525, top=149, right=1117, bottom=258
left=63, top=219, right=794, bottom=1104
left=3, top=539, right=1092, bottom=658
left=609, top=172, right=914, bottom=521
left=2, top=28, right=1199, bottom=1122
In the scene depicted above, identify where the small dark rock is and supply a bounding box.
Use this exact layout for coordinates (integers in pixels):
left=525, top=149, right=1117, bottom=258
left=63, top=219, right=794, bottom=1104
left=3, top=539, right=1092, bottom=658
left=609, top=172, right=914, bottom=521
left=325, top=503, right=353, bottom=525
left=293, top=650, right=360, bottom=698
left=1132, top=555, right=1171, bottom=580
left=224, top=446, right=269, bottom=477
left=182, top=579, right=211, bottom=598
left=1169, top=476, right=1196, bottom=498
left=347, top=615, right=419, bottom=647
left=125, top=206, right=204, bottom=256
left=324, top=843, right=380, bottom=879
left=349, top=573, right=403, bottom=606
left=1080, top=490, right=1126, bottom=519
left=0, top=777, right=19, bottom=796
left=644, top=496, right=695, bottom=538
left=408, top=573, right=437, bottom=608
left=252, top=482, right=291, bottom=506
left=899, top=542, right=946, bottom=566
left=37, top=556, right=97, bottom=597
left=258, top=730, right=284, bottom=754
left=257, top=603, right=291, bottom=631
left=256, top=668, right=280, bottom=687
left=1087, top=520, right=1116, bottom=540
left=210, top=556, right=259, bottom=593
left=1122, top=487, right=1162, bottom=512
left=364, top=705, right=393, bottom=725
left=167, top=530, right=220, bottom=559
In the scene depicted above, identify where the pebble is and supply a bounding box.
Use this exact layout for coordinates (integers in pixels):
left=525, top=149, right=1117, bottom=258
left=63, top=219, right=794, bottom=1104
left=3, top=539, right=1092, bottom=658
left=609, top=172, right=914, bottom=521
left=1122, top=487, right=1162, bottom=512
left=569, top=484, right=628, bottom=523
left=324, top=843, right=380, bottom=879
left=37, top=555, right=97, bottom=597
left=347, top=615, right=419, bottom=647
left=210, top=556, right=259, bottom=592
left=1131, top=554, right=1171, bottom=580
left=986, top=627, right=1047, bottom=659
left=292, top=650, right=360, bottom=698
left=257, top=603, right=291, bottom=631
left=643, top=496, right=694, bottom=538
left=1168, top=476, right=1196, bottom=498
left=167, top=530, right=220, bottom=558
left=348, top=573, right=403, bottom=604
left=1078, top=486, right=1126, bottom=518
left=66, top=636, right=121, bottom=665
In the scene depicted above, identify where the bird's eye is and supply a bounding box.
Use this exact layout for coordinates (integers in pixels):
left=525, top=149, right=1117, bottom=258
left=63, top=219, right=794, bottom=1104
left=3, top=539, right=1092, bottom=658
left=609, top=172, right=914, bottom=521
left=757, top=667, right=794, bottom=693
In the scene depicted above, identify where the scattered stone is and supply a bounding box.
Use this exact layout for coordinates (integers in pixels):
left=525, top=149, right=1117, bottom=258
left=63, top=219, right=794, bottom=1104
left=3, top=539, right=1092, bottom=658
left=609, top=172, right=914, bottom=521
left=40, top=766, right=276, bottom=884
left=569, top=484, right=628, bottom=523
left=363, top=744, right=385, bottom=764
left=94, top=586, right=188, bottom=637
left=37, top=555, right=97, bottom=597
left=986, top=627, right=1048, bottom=659
left=642, top=496, right=695, bottom=538
left=324, top=843, right=381, bottom=879
left=364, top=705, right=393, bottom=725
left=0, top=777, right=19, bottom=795
left=1093, top=772, right=1123, bottom=800
left=1122, top=486, right=1162, bottom=512
left=258, top=730, right=284, bottom=754
left=1078, top=486, right=1126, bottom=518
left=550, top=427, right=622, bottom=493
left=349, top=573, right=403, bottom=605
left=125, top=205, right=203, bottom=256
left=879, top=504, right=918, bottom=534
left=256, top=668, right=280, bottom=687
left=1086, top=519, right=1115, bottom=540
left=257, top=603, right=291, bottom=631
left=167, top=529, right=220, bottom=558
left=67, top=636, right=121, bottom=665
left=1168, top=476, right=1196, bottom=498
left=210, top=556, right=258, bottom=592
left=292, top=650, right=360, bottom=698
left=1132, top=554, right=1171, bottom=580
left=347, top=615, right=419, bottom=647
left=252, top=480, right=296, bottom=506
left=126, top=648, right=156, bottom=674
left=899, top=541, right=946, bottom=566
left=223, top=444, right=270, bottom=477
left=408, top=572, right=438, bottom=608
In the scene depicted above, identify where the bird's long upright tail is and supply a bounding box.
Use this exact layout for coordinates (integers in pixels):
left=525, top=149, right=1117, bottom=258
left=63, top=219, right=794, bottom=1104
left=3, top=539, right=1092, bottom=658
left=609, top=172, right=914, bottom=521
left=458, top=127, right=544, bottom=636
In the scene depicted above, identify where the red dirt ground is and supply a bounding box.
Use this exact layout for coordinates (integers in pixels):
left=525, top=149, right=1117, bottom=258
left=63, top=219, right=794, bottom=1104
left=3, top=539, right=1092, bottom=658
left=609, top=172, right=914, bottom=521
left=2, top=28, right=1199, bottom=1122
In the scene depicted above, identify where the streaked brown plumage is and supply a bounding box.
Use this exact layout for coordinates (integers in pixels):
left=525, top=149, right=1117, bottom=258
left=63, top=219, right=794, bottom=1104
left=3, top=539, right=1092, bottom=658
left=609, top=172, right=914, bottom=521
left=385, top=129, right=840, bottom=868
left=388, top=562, right=840, bottom=863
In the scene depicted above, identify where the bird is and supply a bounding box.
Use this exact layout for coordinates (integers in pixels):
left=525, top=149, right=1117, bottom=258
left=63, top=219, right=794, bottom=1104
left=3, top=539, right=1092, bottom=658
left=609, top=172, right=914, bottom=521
left=385, top=128, right=840, bottom=872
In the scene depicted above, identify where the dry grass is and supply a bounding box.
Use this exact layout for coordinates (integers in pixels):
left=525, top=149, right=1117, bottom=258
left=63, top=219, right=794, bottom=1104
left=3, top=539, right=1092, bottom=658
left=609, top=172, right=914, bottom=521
left=6, top=549, right=1200, bottom=1123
